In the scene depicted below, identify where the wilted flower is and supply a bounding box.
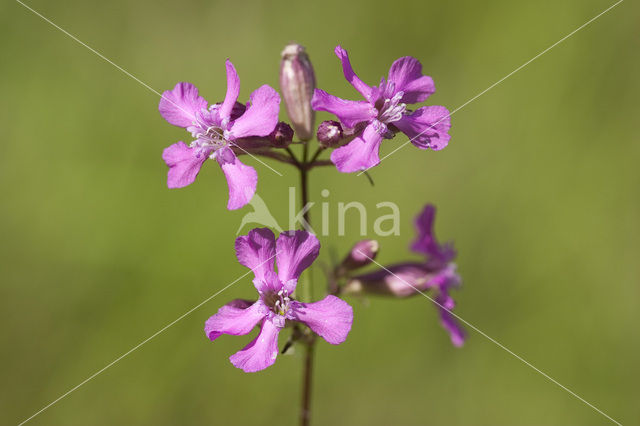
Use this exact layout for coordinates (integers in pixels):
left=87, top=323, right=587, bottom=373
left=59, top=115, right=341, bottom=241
left=280, top=43, right=316, bottom=141
left=347, top=204, right=465, bottom=346
left=312, top=46, right=451, bottom=172
left=160, top=60, right=280, bottom=210
left=205, top=228, right=353, bottom=372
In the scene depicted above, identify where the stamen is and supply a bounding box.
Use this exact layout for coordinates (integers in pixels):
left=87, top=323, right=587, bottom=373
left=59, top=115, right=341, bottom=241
left=377, top=90, right=406, bottom=124
left=187, top=111, right=229, bottom=160
left=274, top=289, right=291, bottom=316
left=262, top=288, right=293, bottom=320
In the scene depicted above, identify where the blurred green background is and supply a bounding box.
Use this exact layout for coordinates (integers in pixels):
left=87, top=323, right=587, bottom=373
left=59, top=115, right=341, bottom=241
left=1, top=0, right=639, bottom=424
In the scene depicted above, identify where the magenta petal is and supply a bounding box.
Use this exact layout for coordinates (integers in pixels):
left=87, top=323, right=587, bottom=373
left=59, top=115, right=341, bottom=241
left=224, top=299, right=255, bottom=309
left=411, top=204, right=437, bottom=255
left=436, top=293, right=466, bottom=347
left=334, top=46, right=373, bottom=101
left=330, top=122, right=383, bottom=173
left=411, top=204, right=456, bottom=264
left=311, top=89, right=374, bottom=129
left=159, top=82, right=208, bottom=128
left=218, top=60, right=241, bottom=124
left=217, top=148, right=257, bottom=210
left=229, top=318, right=281, bottom=373
left=441, top=311, right=466, bottom=347
left=428, top=265, right=461, bottom=293
left=387, top=56, right=435, bottom=104
left=228, top=85, right=280, bottom=139
left=205, top=300, right=268, bottom=341
left=235, top=228, right=277, bottom=289
left=162, top=142, right=207, bottom=188
left=291, top=296, right=353, bottom=344
left=275, top=231, right=320, bottom=293
left=394, top=106, right=451, bottom=151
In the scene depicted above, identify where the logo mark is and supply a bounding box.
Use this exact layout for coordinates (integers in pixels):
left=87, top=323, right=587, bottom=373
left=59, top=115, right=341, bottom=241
left=236, top=193, right=283, bottom=235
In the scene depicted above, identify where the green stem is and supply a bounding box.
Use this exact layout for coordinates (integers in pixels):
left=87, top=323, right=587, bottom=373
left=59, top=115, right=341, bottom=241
left=308, top=147, right=324, bottom=166
left=299, top=141, right=316, bottom=426
left=300, top=338, right=315, bottom=426
left=286, top=147, right=302, bottom=168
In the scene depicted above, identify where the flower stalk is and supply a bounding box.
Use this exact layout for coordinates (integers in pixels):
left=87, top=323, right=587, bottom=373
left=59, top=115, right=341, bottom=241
left=298, top=135, right=316, bottom=426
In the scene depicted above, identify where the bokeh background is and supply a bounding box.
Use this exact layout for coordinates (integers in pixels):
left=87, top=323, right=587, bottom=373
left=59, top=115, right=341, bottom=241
left=1, top=0, right=639, bottom=424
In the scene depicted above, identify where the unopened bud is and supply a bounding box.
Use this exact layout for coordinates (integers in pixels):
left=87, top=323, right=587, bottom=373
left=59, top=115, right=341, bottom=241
left=317, top=120, right=344, bottom=148
left=269, top=121, right=294, bottom=148
left=341, top=240, right=379, bottom=271
left=280, top=43, right=316, bottom=141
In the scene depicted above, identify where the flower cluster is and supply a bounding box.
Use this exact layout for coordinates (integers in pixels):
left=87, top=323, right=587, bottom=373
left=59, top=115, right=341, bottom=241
left=159, top=44, right=451, bottom=210
left=158, top=44, right=462, bottom=374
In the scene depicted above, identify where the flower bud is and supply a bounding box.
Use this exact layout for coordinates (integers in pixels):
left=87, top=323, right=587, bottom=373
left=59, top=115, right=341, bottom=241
left=317, top=120, right=344, bottom=148
left=269, top=121, right=294, bottom=148
left=280, top=43, right=316, bottom=141
left=340, top=239, right=379, bottom=271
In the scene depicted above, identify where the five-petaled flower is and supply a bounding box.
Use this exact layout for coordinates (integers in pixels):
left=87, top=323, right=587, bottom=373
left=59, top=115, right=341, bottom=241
left=160, top=60, right=280, bottom=210
left=312, top=46, right=451, bottom=172
left=348, top=204, right=465, bottom=346
left=205, top=228, right=354, bottom=372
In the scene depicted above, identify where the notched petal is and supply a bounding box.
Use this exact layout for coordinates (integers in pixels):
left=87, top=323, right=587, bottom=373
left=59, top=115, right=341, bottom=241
left=235, top=228, right=276, bottom=287
left=334, top=45, right=373, bottom=101
left=218, top=60, right=241, bottom=124
left=204, top=300, right=267, bottom=341
left=159, top=82, right=208, bottom=128
left=387, top=56, right=435, bottom=104
left=229, top=319, right=281, bottom=373
left=275, top=230, right=320, bottom=287
left=329, top=122, right=383, bottom=173
left=291, top=296, right=353, bottom=345
left=394, top=106, right=451, bottom=151
left=217, top=148, right=258, bottom=210
left=311, top=89, right=374, bottom=129
left=162, top=142, right=207, bottom=188
left=229, top=85, right=280, bottom=139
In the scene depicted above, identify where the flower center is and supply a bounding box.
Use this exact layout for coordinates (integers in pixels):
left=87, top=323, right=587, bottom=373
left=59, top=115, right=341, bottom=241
left=187, top=109, right=230, bottom=159
left=377, top=90, right=406, bottom=124
left=263, top=289, right=292, bottom=316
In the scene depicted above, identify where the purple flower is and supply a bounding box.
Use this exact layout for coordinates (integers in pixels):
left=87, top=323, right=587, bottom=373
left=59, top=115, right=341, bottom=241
left=312, top=46, right=451, bottom=172
left=159, top=60, right=280, bottom=210
left=411, top=204, right=465, bottom=346
left=205, top=228, right=353, bottom=372
left=348, top=205, right=465, bottom=346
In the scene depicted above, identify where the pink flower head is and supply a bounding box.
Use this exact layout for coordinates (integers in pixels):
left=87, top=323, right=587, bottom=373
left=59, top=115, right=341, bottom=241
left=312, top=46, right=451, bottom=172
left=349, top=204, right=465, bottom=347
left=159, top=60, right=280, bottom=210
left=205, top=228, right=353, bottom=372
